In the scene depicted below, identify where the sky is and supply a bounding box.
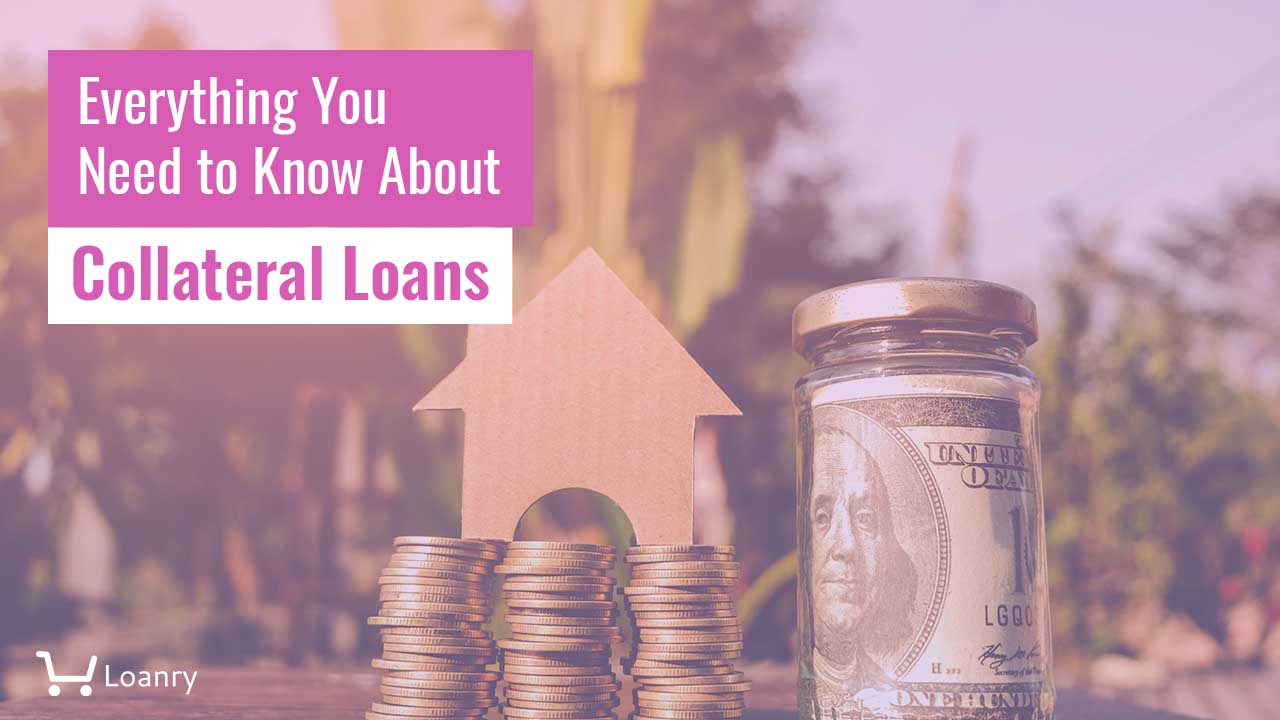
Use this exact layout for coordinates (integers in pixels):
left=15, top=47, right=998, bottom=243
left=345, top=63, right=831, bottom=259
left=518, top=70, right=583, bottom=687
left=795, top=0, right=1280, bottom=290
left=4, top=0, right=1280, bottom=295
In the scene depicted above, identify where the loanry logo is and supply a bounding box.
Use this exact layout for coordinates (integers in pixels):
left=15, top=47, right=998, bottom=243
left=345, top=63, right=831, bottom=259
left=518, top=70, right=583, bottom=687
left=35, top=651, right=198, bottom=697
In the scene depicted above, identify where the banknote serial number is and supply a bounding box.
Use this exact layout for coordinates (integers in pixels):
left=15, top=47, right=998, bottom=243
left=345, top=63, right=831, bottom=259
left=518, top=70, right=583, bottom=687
left=984, top=603, right=1034, bottom=627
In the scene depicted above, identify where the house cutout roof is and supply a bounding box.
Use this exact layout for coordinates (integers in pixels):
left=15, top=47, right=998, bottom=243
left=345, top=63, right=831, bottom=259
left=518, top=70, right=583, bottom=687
left=415, top=248, right=740, bottom=543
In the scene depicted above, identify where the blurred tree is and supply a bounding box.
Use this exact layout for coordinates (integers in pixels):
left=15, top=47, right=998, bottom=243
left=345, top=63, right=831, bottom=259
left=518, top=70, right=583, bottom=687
left=1033, top=208, right=1280, bottom=670
left=1155, top=187, right=1280, bottom=384
left=0, top=73, right=64, bottom=693
left=933, top=136, right=975, bottom=277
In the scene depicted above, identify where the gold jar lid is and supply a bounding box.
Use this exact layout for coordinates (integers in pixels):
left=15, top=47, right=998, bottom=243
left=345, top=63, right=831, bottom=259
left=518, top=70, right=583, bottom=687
left=792, top=277, right=1038, bottom=353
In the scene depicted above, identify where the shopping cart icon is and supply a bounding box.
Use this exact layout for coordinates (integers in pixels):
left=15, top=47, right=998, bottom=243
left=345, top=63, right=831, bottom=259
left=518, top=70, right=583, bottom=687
left=35, top=651, right=96, bottom=697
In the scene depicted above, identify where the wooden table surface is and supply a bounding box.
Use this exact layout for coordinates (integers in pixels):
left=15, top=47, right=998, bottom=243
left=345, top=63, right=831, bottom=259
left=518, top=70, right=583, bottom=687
left=0, top=667, right=1199, bottom=719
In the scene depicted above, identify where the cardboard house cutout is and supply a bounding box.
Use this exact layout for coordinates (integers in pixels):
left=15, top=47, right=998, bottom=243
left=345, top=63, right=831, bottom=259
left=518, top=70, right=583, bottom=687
left=415, top=249, right=740, bottom=543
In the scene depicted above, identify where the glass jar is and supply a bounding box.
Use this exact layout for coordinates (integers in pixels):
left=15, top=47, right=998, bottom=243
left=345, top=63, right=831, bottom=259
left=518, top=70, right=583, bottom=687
left=793, top=278, right=1054, bottom=720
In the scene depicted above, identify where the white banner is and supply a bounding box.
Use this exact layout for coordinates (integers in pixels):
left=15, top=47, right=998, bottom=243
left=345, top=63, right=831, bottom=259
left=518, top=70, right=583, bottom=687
left=47, top=227, right=512, bottom=324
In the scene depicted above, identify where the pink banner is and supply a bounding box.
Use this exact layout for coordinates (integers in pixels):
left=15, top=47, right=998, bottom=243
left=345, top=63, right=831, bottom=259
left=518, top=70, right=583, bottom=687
left=48, top=50, right=532, bottom=227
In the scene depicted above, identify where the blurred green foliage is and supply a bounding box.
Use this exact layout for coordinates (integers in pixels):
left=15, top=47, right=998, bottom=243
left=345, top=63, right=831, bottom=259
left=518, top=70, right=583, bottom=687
left=1035, top=209, right=1280, bottom=666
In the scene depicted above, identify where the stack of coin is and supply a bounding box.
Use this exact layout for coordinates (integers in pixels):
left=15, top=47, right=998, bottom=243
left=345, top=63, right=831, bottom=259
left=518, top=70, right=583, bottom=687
left=622, top=545, right=751, bottom=720
left=496, top=541, right=622, bottom=720
left=366, top=536, right=505, bottom=720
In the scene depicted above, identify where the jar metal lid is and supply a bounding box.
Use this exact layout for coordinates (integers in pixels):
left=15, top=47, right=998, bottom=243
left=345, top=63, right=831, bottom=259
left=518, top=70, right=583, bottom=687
left=792, top=277, right=1038, bottom=353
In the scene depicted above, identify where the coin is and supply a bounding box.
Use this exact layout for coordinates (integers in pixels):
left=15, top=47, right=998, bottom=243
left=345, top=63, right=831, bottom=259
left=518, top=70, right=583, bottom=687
left=626, top=544, right=732, bottom=555
left=627, top=601, right=736, bottom=610
left=383, top=645, right=495, bottom=657
left=620, top=545, right=750, bottom=717
left=627, top=606, right=735, bottom=617
left=497, top=567, right=609, bottom=578
left=624, top=657, right=733, bottom=669
left=380, top=566, right=491, bottom=581
left=385, top=561, right=495, bottom=575
left=499, top=702, right=614, bottom=712
left=504, top=664, right=614, bottom=675
left=376, top=697, right=494, bottom=709
left=496, top=543, right=623, bottom=718
left=504, top=575, right=614, bottom=585
left=508, top=541, right=615, bottom=554
left=633, top=650, right=742, bottom=662
left=381, top=600, right=494, bottom=613
left=502, top=673, right=617, bottom=686
left=380, top=591, right=490, bottom=604
left=381, top=678, right=496, bottom=691
left=368, top=616, right=483, bottom=629
left=637, top=631, right=741, bottom=643
left=504, top=548, right=615, bottom=561
left=381, top=626, right=491, bottom=638
left=506, top=688, right=618, bottom=702
left=629, top=569, right=740, bottom=579
left=621, top=586, right=731, bottom=597
left=509, top=632, right=617, bottom=644
left=365, top=537, right=503, bottom=720
left=388, top=552, right=495, bottom=565
left=374, top=657, right=486, bottom=670
left=498, top=638, right=612, bottom=654
left=509, top=624, right=621, bottom=637
left=382, top=654, right=494, bottom=668
left=629, top=709, right=743, bottom=720
left=505, top=598, right=614, bottom=611
left=634, top=641, right=742, bottom=653
left=370, top=700, right=489, bottom=716
left=504, top=591, right=613, bottom=602
left=635, top=689, right=744, bottom=701
left=383, top=670, right=500, bottom=682
left=638, top=673, right=745, bottom=686
left=380, top=685, right=496, bottom=699
left=626, top=666, right=734, bottom=679
left=625, top=577, right=735, bottom=588
left=635, top=698, right=743, bottom=711
left=506, top=611, right=617, bottom=625
left=503, top=583, right=615, bottom=595
left=631, top=616, right=740, bottom=628
left=498, top=556, right=613, bottom=570
left=646, top=682, right=751, bottom=694
left=638, top=696, right=747, bottom=708
left=393, top=536, right=503, bottom=551
left=378, top=610, right=490, bottom=624
left=506, top=702, right=620, bottom=714
left=504, top=684, right=621, bottom=694
left=380, top=582, right=490, bottom=596
left=377, top=628, right=492, bottom=640
left=624, top=553, right=735, bottom=565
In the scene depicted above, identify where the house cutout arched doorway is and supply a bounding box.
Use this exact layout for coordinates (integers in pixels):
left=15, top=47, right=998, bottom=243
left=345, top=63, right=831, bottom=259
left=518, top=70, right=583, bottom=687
left=492, top=487, right=638, bottom=650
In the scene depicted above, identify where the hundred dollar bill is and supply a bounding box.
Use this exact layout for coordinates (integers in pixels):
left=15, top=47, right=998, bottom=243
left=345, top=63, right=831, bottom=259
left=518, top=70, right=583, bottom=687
left=798, top=374, right=1054, bottom=720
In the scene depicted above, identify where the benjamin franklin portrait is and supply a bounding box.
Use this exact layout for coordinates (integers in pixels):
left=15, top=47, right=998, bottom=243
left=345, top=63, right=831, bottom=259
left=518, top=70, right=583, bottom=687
left=808, top=421, right=919, bottom=698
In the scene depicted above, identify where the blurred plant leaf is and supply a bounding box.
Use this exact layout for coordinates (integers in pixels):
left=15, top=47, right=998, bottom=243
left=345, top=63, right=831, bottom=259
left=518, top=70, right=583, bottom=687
left=334, top=0, right=501, bottom=50
left=673, top=133, right=749, bottom=338
left=0, top=425, right=34, bottom=476
left=588, top=0, right=652, bottom=88
left=737, top=549, right=795, bottom=633
left=397, top=325, right=447, bottom=383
